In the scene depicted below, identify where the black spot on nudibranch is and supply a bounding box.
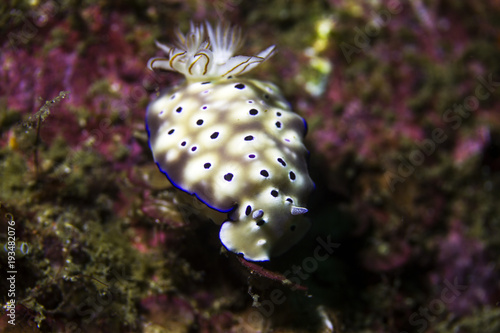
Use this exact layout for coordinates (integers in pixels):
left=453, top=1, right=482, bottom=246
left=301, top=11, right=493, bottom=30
left=201, top=81, right=211, bottom=85
left=289, top=171, right=296, bottom=180
left=271, top=190, right=279, bottom=197
left=181, top=141, right=187, bottom=147
left=277, top=158, right=286, bottom=166
left=256, top=219, right=266, bottom=226
left=286, top=198, right=294, bottom=203
left=249, top=109, right=258, bottom=116
left=210, top=132, right=219, bottom=139
left=260, top=170, right=269, bottom=178
left=276, top=112, right=282, bottom=117
left=196, top=119, right=204, bottom=126
left=275, top=121, right=282, bottom=129
left=248, top=154, right=256, bottom=159
left=224, top=173, right=234, bottom=181
left=176, top=107, right=182, bottom=113
left=244, top=135, right=254, bottom=141
left=204, top=163, right=211, bottom=169
left=191, top=146, right=198, bottom=152
left=234, top=83, right=245, bottom=89
left=168, top=129, right=175, bottom=135
left=245, top=205, right=252, bottom=216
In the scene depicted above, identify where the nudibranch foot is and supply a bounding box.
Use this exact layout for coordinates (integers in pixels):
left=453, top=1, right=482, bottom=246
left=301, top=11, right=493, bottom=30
left=220, top=214, right=311, bottom=261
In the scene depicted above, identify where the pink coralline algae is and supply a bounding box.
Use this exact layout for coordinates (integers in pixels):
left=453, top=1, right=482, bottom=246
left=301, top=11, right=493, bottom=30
left=453, top=126, right=491, bottom=165
left=430, top=221, right=499, bottom=316
left=362, top=238, right=412, bottom=272
left=1, top=12, right=150, bottom=158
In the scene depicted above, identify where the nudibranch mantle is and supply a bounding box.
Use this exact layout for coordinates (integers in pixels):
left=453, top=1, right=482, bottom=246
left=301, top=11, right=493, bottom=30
left=147, top=22, right=314, bottom=261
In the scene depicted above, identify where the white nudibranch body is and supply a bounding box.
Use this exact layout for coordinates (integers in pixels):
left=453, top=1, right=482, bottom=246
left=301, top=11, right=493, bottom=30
left=146, top=22, right=314, bottom=261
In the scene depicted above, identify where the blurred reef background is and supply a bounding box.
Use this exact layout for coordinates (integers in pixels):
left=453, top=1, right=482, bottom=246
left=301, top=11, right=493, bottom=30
left=1, top=0, right=500, bottom=332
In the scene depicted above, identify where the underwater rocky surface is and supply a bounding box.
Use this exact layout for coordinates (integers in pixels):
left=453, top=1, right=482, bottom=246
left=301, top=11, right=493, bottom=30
left=1, top=0, right=499, bottom=332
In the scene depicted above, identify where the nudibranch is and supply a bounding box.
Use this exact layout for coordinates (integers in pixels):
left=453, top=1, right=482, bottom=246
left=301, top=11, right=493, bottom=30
left=146, top=22, right=314, bottom=261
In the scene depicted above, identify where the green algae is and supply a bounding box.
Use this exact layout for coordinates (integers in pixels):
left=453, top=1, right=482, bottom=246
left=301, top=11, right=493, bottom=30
left=24, top=91, right=70, bottom=129
left=0, top=94, right=178, bottom=331
left=43, top=26, right=69, bottom=53
left=435, top=307, right=500, bottom=333
left=0, top=150, right=29, bottom=201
